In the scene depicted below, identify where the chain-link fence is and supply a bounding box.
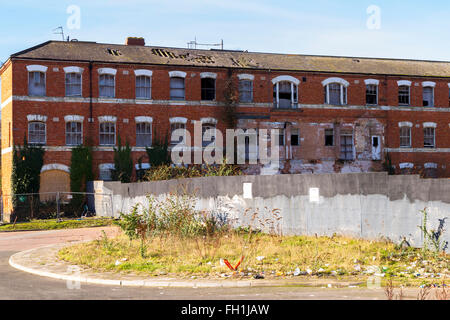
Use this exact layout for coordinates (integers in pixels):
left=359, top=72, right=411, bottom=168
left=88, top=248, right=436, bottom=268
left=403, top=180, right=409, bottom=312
left=0, top=192, right=114, bottom=223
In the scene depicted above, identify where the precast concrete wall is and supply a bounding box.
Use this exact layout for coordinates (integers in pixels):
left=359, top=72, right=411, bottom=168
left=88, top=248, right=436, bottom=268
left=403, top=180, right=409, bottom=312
left=91, top=173, right=450, bottom=249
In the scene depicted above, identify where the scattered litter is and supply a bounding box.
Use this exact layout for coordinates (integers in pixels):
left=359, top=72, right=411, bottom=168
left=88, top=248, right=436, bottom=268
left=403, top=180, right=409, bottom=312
left=254, top=274, right=265, bottom=279
left=354, top=264, right=361, bottom=271
left=318, top=268, right=325, bottom=273
left=207, top=262, right=212, bottom=265
left=115, top=260, right=122, bottom=266
left=306, top=269, right=313, bottom=275
left=327, top=284, right=332, bottom=288
left=294, top=268, right=301, bottom=276
left=256, top=256, right=265, bottom=261
left=121, top=258, right=128, bottom=262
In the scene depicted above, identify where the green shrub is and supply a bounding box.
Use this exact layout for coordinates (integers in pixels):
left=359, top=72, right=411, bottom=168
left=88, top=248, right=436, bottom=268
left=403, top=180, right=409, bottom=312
left=112, top=136, right=133, bottom=183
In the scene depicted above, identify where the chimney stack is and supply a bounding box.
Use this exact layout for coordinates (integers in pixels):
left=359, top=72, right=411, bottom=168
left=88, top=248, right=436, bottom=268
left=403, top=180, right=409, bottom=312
left=126, top=37, right=145, bottom=46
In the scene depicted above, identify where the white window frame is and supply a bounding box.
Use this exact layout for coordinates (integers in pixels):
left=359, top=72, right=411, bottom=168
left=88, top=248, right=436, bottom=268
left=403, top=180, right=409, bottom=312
left=169, top=72, right=186, bottom=100
left=397, top=80, right=412, bottom=106
left=423, top=122, right=436, bottom=148
left=99, top=73, right=116, bottom=98
left=28, top=121, right=47, bottom=145
left=272, top=76, right=300, bottom=109
left=365, top=79, right=379, bottom=105
left=64, top=71, right=83, bottom=97
left=98, top=116, right=117, bottom=146
left=99, top=163, right=115, bottom=181
left=135, top=116, right=153, bottom=147
left=28, top=71, right=46, bottom=97
left=422, top=82, right=435, bottom=107
left=399, top=123, right=412, bottom=148
left=322, top=78, right=349, bottom=105
left=65, top=121, right=83, bottom=146
left=200, top=74, right=216, bottom=101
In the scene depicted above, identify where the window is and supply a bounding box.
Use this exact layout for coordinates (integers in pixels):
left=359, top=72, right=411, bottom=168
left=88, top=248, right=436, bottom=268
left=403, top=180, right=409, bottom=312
left=202, top=123, right=216, bottom=147
left=99, top=74, right=115, bottom=98
left=99, top=164, right=114, bottom=181
left=99, top=122, right=116, bottom=146
left=66, top=122, right=82, bottom=146
left=291, top=128, right=299, bottom=146
left=273, top=81, right=298, bottom=108
left=424, top=127, right=435, bottom=148
left=28, top=72, right=46, bottom=96
left=325, top=129, right=334, bottom=146
left=399, top=127, right=411, bottom=148
left=65, top=73, right=82, bottom=97
left=340, top=133, right=354, bottom=160
left=325, top=83, right=347, bottom=105
left=201, top=78, right=216, bottom=101
left=28, top=122, right=46, bottom=145
left=366, top=84, right=378, bottom=105
left=239, top=80, right=253, bottom=102
left=398, top=86, right=410, bottom=105
left=170, top=77, right=185, bottom=100
left=136, top=122, right=152, bottom=147
left=136, top=75, right=151, bottom=99
left=423, top=87, right=434, bottom=107
left=278, top=129, right=285, bottom=146
left=170, top=123, right=186, bottom=145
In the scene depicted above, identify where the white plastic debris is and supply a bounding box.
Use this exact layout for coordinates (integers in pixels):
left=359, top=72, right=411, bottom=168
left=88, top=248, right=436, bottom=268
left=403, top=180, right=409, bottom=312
left=220, top=258, right=225, bottom=266
left=115, top=260, right=122, bottom=266
left=256, top=256, right=265, bottom=261
left=306, top=268, right=313, bottom=275
left=294, top=268, right=301, bottom=276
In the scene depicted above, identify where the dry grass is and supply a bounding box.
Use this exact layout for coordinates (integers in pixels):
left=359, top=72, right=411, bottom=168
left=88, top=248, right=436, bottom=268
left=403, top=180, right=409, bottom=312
left=58, top=230, right=448, bottom=283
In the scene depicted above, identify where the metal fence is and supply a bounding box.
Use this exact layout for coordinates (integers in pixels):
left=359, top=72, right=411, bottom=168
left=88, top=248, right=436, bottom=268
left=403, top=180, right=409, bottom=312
left=0, top=192, right=114, bottom=223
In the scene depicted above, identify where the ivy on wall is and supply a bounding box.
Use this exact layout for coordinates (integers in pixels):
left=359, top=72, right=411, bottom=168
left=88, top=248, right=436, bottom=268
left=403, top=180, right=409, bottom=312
left=112, top=136, right=133, bottom=183
left=11, top=140, right=45, bottom=196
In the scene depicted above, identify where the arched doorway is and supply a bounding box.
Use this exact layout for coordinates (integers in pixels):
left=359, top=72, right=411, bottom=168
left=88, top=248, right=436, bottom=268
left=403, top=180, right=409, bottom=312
left=39, top=164, right=70, bottom=202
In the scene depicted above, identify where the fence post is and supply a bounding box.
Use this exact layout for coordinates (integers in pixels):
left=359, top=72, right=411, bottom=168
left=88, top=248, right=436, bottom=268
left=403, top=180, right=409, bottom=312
left=110, top=194, right=114, bottom=218
left=56, top=192, right=60, bottom=222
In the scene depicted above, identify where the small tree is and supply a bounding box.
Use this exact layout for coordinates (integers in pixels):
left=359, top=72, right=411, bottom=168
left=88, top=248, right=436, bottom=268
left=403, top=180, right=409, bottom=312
left=112, top=136, right=133, bottom=183
left=69, top=143, right=93, bottom=213
left=146, top=134, right=170, bottom=167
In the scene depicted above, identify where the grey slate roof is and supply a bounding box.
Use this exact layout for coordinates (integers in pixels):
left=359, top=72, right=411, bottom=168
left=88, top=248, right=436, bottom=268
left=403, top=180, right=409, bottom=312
left=10, top=40, right=450, bottom=78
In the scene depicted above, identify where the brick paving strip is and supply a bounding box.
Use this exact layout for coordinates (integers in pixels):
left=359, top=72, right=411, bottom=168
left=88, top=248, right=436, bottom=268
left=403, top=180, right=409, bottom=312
left=9, top=241, right=367, bottom=288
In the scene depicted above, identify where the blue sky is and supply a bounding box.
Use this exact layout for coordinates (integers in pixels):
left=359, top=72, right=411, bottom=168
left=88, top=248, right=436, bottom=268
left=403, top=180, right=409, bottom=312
left=1, top=0, right=450, bottom=64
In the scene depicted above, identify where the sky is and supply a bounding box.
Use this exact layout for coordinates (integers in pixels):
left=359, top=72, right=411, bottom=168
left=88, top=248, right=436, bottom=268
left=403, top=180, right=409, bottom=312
left=1, top=0, right=450, bottom=64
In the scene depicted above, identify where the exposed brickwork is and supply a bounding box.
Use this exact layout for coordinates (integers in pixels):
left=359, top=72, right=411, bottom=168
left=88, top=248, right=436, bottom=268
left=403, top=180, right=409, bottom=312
left=1, top=47, right=450, bottom=221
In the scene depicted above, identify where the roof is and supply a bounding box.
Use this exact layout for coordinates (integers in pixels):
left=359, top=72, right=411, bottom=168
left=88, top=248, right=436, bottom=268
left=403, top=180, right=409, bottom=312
left=9, top=40, right=450, bottom=78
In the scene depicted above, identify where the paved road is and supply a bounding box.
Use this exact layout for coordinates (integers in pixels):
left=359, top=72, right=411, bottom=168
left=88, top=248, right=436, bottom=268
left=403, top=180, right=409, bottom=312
left=0, top=227, right=413, bottom=300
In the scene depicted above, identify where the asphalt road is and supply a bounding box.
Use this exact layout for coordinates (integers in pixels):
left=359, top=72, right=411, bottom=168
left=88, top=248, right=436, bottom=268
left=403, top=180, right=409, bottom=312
left=0, top=227, right=410, bottom=300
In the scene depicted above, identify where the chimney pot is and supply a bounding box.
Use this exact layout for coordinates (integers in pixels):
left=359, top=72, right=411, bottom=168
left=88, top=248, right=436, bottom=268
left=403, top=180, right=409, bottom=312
left=126, top=37, right=145, bottom=46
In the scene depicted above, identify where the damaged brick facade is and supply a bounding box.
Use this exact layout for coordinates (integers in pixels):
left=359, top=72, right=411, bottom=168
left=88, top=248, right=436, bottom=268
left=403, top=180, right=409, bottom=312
left=1, top=39, right=450, bottom=221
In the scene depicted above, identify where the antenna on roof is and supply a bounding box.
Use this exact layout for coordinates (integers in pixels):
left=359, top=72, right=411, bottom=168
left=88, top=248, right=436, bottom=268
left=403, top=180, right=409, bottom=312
left=53, top=26, right=65, bottom=41
left=187, top=37, right=224, bottom=50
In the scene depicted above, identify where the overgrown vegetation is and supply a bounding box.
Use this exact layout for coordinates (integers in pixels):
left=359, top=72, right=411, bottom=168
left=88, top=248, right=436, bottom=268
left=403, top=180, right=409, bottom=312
left=59, top=197, right=449, bottom=286
left=145, top=136, right=170, bottom=167
left=0, top=217, right=114, bottom=231
left=418, top=208, right=448, bottom=254
left=11, top=139, right=45, bottom=221
left=69, top=143, right=93, bottom=212
left=112, top=136, right=133, bottom=183
left=221, top=68, right=238, bottom=129
left=144, top=161, right=243, bottom=181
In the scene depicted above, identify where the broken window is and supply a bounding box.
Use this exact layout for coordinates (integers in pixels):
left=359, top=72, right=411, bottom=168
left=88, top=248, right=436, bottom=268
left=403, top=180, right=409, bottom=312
left=202, top=123, right=216, bottom=147
left=273, top=81, right=298, bottom=109
left=28, top=72, right=46, bottom=96
left=99, top=122, right=116, bottom=146
left=170, top=77, right=185, bottom=100
left=291, top=128, right=299, bottom=146
left=399, top=127, right=411, bottom=148
left=201, top=78, right=215, bottom=101
left=136, top=122, right=152, bottom=147
left=325, top=83, right=347, bottom=105
left=136, top=75, right=151, bottom=99
left=170, top=123, right=185, bottom=145
left=366, top=84, right=378, bottom=105
left=99, top=74, right=115, bottom=98
left=398, top=85, right=410, bottom=105
left=325, top=129, right=334, bottom=146
left=65, top=72, right=82, bottom=97
left=28, top=121, right=46, bottom=145
left=423, top=87, right=434, bottom=107
left=424, top=127, right=435, bottom=148
left=65, top=121, right=82, bottom=146
left=340, top=132, right=354, bottom=160
left=239, top=79, right=253, bottom=103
